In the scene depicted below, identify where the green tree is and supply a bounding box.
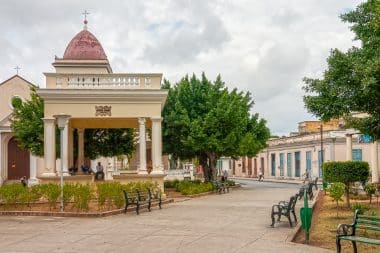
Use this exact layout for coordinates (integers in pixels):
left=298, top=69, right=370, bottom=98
left=11, top=88, right=135, bottom=160
left=303, top=0, right=380, bottom=140
left=323, top=161, right=370, bottom=208
left=84, top=128, right=135, bottom=160
left=163, top=73, right=270, bottom=181
left=11, top=87, right=44, bottom=156
left=329, top=182, right=346, bottom=218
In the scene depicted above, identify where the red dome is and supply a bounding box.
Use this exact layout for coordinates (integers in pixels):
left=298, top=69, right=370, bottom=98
left=63, top=29, right=107, bottom=60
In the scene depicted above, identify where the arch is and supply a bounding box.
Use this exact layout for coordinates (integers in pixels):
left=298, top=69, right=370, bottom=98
left=7, top=137, right=30, bottom=180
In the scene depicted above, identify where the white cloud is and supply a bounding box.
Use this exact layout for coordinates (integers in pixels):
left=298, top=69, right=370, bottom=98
left=0, top=0, right=365, bottom=135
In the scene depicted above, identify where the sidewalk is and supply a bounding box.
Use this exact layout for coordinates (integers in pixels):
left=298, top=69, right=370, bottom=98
left=0, top=182, right=332, bottom=252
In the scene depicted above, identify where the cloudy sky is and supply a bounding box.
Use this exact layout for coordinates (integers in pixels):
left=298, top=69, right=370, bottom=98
left=1, top=0, right=363, bottom=135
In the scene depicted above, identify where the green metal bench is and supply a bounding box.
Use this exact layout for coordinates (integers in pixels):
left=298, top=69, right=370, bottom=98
left=336, top=210, right=380, bottom=253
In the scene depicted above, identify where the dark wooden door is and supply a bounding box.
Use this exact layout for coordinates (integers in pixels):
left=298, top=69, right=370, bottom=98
left=248, top=158, right=252, bottom=176
left=7, top=137, right=30, bottom=180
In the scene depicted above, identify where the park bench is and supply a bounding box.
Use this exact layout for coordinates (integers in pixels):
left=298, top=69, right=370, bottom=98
left=270, top=194, right=298, bottom=227
left=298, top=182, right=314, bottom=200
left=336, top=210, right=380, bottom=253
left=212, top=180, right=229, bottom=194
left=123, top=188, right=162, bottom=215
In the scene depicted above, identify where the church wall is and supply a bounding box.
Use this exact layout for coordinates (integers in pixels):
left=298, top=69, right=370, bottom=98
left=0, top=76, right=32, bottom=121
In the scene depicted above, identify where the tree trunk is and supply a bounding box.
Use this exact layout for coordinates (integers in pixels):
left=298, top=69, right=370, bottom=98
left=345, top=184, right=350, bottom=208
left=208, top=153, right=217, bottom=181
left=199, top=154, right=211, bottom=182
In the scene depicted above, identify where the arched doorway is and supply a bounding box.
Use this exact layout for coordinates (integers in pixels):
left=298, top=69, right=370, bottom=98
left=7, top=137, right=30, bottom=180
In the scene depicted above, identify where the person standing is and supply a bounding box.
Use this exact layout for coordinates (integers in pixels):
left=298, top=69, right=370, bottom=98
left=95, top=162, right=105, bottom=180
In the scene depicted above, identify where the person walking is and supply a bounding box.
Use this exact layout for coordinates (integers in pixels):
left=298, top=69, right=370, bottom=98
left=258, top=169, right=264, bottom=182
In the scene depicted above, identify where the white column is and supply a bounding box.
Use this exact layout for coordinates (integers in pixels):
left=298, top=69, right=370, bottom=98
left=77, top=128, right=84, bottom=169
left=61, top=121, right=69, bottom=176
left=28, top=154, right=39, bottom=185
left=138, top=118, right=147, bottom=174
left=42, top=118, right=56, bottom=176
left=151, top=117, right=163, bottom=174
left=371, top=140, right=379, bottom=183
left=68, top=127, right=74, bottom=168
left=346, top=134, right=353, bottom=161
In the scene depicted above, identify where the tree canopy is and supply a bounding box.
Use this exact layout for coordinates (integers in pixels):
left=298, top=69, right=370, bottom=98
left=11, top=88, right=135, bottom=160
left=11, top=87, right=44, bottom=156
left=303, top=0, right=380, bottom=139
left=162, top=73, right=270, bottom=180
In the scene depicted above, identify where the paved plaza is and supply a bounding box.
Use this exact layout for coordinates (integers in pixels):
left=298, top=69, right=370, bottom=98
left=0, top=181, right=332, bottom=253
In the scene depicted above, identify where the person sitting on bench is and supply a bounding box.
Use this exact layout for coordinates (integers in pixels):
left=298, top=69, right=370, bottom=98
left=95, top=162, right=105, bottom=180
left=81, top=164, right=92, bottom=174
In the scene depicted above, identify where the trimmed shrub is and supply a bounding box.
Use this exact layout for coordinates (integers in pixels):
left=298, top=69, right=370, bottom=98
left=0, top=183, right=28, bottom=208
left=39, top=183, right=61, bottom=210
left=73, top=184, right=92, bottom=211
left=174, top=181, right=213, bottom=195
left=164, top=180, right=180, bottom=189
left=323, top=161, right=369, bottom=207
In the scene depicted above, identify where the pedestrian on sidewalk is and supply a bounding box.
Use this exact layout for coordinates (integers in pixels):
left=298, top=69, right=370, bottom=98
left=258, top=169, right=264, bottom=181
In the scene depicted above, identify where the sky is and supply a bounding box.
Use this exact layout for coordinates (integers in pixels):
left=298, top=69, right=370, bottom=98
left=0, top=0, right=364, bottom=136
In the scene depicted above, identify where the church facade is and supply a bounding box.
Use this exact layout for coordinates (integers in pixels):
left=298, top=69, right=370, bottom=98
left=0, top=75, right=40, bottom=185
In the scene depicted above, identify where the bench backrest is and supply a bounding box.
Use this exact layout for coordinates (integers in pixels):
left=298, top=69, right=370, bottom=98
left=313, top=177, right=318, bottom=190
left=290, top=194, right=298, bottom=210
left=353, top=210, right=380, bottom=233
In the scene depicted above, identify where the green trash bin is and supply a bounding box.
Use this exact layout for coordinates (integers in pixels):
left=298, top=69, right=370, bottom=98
left=300, top=187, right=313, bottom=244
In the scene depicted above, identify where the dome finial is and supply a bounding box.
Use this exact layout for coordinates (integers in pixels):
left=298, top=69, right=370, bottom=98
left=82, top=10, right=90, bottom=30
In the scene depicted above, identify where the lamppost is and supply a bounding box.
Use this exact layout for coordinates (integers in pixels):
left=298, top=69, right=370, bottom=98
left=53, top=113, right=71, bottom=212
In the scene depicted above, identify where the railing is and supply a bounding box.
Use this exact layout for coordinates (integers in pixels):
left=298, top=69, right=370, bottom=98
left=54, top=74, right=158, bottom=89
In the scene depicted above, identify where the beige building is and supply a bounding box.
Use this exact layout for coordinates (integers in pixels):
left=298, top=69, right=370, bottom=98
left=0, top=75, right=39, bottom=185
left=233, top=121, right=380, bottom=183
left=1, top=19, right=168, bottom=190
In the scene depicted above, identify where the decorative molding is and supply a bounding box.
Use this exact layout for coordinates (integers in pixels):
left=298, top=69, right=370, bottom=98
left=95, top=105, right=112, bottom=117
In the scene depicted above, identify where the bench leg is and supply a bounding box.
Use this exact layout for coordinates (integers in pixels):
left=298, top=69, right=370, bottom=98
left=148, top=200, right=151, bottom=212
left=336, top=238, right=341, bottom=253
left=270, top=214, right=276, bottom=227
left=124, top=203, right=129, bottom=213
left=352, top=241, right=357, bottom=253
left=136, top=202, right=140, bottom=215
left=292, top=210, right=297, bottom=224
left=287, top=215, right=293, bottom=227
left=159, top=199, right=162, bottom=209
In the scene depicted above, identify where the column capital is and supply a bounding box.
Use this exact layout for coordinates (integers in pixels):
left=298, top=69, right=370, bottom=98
left=138, top=117, right=146, bottom=125
left=345, top=133, right=353, bottom=137
left=151, top=117, right=163, bottom=122
left=42, top=118, right=55, bottom=123
left=77, top=128, right=84, bottom=134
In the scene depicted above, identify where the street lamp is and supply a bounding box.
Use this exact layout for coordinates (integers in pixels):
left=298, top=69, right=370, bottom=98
left=53, top=113, right=71, bottom=212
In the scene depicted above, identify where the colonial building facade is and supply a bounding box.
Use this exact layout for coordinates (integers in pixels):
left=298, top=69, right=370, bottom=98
left=233, top=120, right=380, bottom=183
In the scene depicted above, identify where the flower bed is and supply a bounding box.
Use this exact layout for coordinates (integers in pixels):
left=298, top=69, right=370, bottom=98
left=0, top=181, right=162, bottom=215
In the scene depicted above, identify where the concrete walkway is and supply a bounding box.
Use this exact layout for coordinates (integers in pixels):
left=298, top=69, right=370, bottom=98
left=0, top=182, right=332, bottom=253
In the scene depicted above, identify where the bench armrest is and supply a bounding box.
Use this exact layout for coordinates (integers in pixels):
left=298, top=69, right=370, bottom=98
left=336, top=223, right=355, bottom=236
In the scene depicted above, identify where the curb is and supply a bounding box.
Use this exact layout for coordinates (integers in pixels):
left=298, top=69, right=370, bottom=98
left=0, top=199, right=174, bottom=218
left=231, top=177, right=303, bottom=185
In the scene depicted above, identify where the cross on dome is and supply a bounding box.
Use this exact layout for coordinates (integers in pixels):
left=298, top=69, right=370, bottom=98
left=82, top=10, right=90, bottom=29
